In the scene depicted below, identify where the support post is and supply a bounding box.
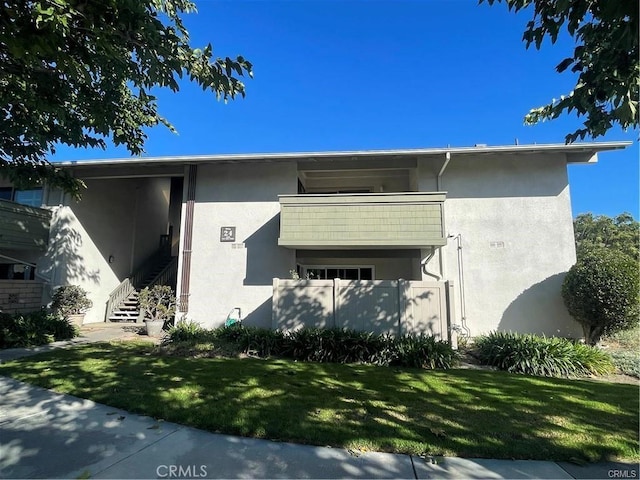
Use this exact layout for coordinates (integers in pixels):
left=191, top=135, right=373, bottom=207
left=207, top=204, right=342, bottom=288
left=178, top=164, right=197, bottom=312
left=333, top=278, right=341, bottom=329
left=272, top=278, right=280, bottom=330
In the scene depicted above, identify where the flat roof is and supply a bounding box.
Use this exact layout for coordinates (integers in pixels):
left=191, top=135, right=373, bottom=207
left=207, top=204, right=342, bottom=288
left=55, top=141, right=631, bottom=168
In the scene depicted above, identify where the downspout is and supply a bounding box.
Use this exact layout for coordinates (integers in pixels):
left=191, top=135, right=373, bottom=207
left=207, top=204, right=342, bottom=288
left=421, top=247, right=441, bottom=280
left=436, top=151, right=451, bottom=192
left=452, top=234, right=471, bottom=337
left=437, top=151, right=451, bottom=278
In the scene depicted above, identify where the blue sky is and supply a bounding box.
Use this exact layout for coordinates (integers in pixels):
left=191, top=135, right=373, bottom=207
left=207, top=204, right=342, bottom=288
left=52, top=0, right=639, bottom=218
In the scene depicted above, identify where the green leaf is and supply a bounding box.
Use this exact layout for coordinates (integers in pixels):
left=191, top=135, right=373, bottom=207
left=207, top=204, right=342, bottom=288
left=0, top=0, right=252, bottom=194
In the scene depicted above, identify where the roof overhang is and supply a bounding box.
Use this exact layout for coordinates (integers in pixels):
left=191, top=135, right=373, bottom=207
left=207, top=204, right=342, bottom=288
left=53, top=141, right=631, bottom=173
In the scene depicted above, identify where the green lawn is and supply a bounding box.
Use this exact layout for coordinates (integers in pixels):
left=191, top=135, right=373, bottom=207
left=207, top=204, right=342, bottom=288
left=1, top=342, right=637, bottom=462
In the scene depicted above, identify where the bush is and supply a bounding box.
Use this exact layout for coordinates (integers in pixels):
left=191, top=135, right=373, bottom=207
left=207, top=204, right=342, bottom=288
left=139, top=285, right=176, bottom=323
left=473, top=331, right=614, bottom=377
left=391, top=334, right=458, bottom=369
left=562, top=248, right=639, bottom=345
left=285, top=328, right=391, bottom=364
left=165, top=324, right=457, bottom=369
left=165, top=319, right=213, bottom=343
left=610, top=351, right=640, bottom=378
left=217, top=325, right=286, bottom=357
left=51, top=285, right=92, bottom=317
left=0, top=310, right=77, bottom=348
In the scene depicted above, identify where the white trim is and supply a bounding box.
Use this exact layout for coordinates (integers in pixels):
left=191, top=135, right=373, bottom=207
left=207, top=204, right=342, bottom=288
left=53, top=141, right=631, bottom=167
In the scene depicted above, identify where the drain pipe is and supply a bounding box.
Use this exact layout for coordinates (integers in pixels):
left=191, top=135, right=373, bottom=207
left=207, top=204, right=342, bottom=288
left=436, top=152, right=452, bottom=281
left=452, top=234, right=471, bottom=338
left=437, top=151, right=451, bottom=192
left=421, top=247, right=441, bottom=280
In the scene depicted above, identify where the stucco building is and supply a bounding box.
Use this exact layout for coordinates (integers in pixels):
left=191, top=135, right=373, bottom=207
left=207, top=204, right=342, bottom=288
left=0, top=141, right=629, bottom=342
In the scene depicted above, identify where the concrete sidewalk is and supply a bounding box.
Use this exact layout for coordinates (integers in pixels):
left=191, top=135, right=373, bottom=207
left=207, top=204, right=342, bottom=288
left=0, top=331, right=638, bottom=479
left=0, top=377, right=637, bottom=479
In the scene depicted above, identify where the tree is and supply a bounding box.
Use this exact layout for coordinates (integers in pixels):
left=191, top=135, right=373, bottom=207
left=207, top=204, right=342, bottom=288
left=482, top=0, right=639, bottom=143
left=562, top=248, right=639, bottom=345
left=573, top=212, right=639, bottom=261
left=0, top=0, right=252, bottom=197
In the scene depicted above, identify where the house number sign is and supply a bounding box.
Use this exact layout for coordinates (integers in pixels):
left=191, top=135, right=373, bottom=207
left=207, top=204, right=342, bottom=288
left=220, top=226, right=236, bottom=242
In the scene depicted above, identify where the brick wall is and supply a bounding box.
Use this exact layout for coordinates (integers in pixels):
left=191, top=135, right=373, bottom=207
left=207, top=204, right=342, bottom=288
left=0, top=280, right=45, bottom=314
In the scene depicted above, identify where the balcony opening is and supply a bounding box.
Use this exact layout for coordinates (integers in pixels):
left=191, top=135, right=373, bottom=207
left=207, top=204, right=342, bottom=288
left=298, top=264, right=375, bottom=280
left=297, top=167, right=413, bottom=194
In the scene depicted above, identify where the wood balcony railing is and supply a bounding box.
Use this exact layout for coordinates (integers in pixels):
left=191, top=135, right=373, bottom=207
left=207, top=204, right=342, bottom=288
left=278, top=192, right=446, bottom=249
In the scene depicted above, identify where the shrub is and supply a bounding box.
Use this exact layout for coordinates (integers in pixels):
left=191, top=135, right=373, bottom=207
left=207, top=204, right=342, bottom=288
left=391, top=334, right=458, bottom=369
left=165, top=319, right=212, bottom=343
left=165, top=324, right=457, bottom=369
left=562, top=248, right=639, bottom=345
left=610, top=351, right=640, bottom=378
left=139, top=285, right=176, bottom=323
left=473, top=331, right=614, bottom=377
left=51, top=285, right=92, bottom=317
left=285, top=328, right=391, bottom=364
left=242, top=327, right=286, bottom=357
left=0, top=310, right=77, bottom=348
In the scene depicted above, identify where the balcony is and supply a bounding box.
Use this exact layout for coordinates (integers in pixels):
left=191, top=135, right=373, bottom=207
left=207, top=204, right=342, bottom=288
left=0, top=199, right=52, bottom=250
left=278, top=192, right=446, bottom=249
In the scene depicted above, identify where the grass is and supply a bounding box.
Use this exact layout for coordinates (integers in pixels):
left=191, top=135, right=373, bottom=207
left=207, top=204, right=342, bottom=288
left=0, top=341, right=638, bottom=462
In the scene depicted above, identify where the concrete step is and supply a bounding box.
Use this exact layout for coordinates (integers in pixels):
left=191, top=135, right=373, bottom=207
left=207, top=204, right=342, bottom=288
left=109, top=311, right=140, bottom=321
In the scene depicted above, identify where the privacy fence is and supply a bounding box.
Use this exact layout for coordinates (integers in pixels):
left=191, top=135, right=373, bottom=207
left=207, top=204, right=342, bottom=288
left=272, top=278, right=454, bottom=340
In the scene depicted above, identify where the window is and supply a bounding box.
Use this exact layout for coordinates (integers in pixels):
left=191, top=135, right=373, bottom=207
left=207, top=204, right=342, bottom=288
left=0, top=263, right=35, bottom=280
left=300, top=265, right=374, bottom=280
left=0, top=187, right=43, bottom=206
left=13, top=188, right=43, bottom=207
left=0, top=187, right=12, bottom=201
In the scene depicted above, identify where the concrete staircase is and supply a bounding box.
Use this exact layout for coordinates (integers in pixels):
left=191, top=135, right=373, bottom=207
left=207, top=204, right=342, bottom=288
left=107, top=256, right=177, bottom=323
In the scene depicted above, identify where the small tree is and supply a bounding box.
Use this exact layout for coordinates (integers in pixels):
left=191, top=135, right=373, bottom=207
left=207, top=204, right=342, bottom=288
left=573, top=212, right=639, bottom=261
left=1, top=0, right=252, bottom=195
left=138, top=285, right=176, bottom=323
left=481, top=0, right=639, bottom=143
left=51, top=285, right=92, bottom=317
left=562, top=248, right=639, bottom=345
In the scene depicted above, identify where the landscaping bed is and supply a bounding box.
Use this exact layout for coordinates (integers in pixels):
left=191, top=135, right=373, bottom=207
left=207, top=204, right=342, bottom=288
left=0, top=341, right=637, bottom=462
left=0, top=310, right=76, bottom=348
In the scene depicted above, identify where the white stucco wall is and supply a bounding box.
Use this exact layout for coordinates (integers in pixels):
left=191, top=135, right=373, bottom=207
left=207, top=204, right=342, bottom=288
left=40, top=178, right=170, bottom=324
left=182, top=153, right=579, bottom=335
left=181, top=162, right=297, bottom=328
left=419, top=153, right=581, bottom=337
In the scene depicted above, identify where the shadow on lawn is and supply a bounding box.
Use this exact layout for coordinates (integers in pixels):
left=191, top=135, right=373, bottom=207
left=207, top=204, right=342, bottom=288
left=1, top=342, right=638, bottom=464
